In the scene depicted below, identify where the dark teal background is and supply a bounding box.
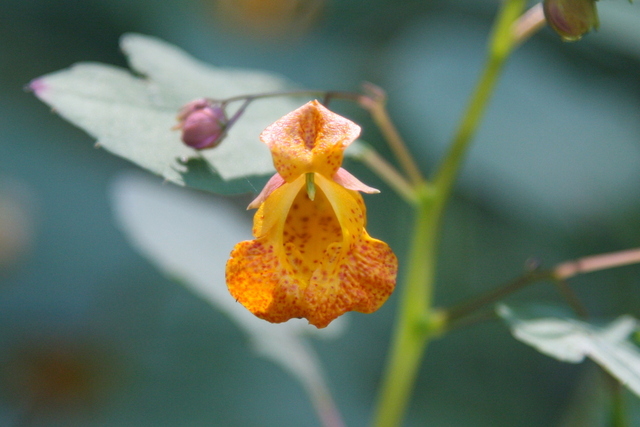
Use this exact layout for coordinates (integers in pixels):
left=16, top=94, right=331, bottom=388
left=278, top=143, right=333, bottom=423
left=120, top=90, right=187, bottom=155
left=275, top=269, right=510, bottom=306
left=1, top=0, right=640, bottom=425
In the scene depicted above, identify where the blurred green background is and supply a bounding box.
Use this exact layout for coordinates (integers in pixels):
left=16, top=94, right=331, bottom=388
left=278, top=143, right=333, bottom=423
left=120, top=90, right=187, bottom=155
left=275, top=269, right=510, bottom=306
left=1, top=0, right=640, bottom=425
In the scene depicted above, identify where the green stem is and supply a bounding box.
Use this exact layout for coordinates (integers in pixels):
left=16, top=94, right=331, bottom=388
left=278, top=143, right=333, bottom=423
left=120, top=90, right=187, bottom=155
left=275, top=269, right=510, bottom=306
left=445, top=271, right=551, bottom=326
left=433, top=0, right=525, bottom=195
left=373, top=1, right=526, bottom=425
left=553, top=279, right=589, bottom=318
left=446, top=246, right=640, bottom=327
left=373, top=185, right=442, bottom=427
left=608, top=373, right=628, bottom=427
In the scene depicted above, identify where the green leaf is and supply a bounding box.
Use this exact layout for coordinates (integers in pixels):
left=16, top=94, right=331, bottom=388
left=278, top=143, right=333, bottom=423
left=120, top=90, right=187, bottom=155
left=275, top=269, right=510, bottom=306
left=498, top=304, right=640, bottom=397
left=109, top=171, right=345, bottom=414
left=30, top=33, right=306, bottom=194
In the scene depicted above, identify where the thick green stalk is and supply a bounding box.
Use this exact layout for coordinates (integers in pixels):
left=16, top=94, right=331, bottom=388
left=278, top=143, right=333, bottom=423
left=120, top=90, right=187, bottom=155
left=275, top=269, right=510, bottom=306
left=372, top=185, right=440, bottom=427
left=372, top=1, right=526, bottom=426
left=433, top=0, right=525, bottom=194
left=609, top=374, right=629, bottom=427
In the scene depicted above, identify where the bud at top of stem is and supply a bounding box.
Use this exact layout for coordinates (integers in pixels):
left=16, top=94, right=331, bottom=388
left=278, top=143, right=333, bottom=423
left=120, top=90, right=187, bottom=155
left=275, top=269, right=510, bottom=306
left=176, top=99, right=228, bottom=149
left=543, top=0, right=599, bottom=41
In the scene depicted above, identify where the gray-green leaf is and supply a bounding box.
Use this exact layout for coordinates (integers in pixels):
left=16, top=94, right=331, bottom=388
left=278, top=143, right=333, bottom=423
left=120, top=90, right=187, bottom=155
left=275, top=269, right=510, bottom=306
left=498, top=304, right=640, bottom=397
left=30, top=33, right=305, bottom=194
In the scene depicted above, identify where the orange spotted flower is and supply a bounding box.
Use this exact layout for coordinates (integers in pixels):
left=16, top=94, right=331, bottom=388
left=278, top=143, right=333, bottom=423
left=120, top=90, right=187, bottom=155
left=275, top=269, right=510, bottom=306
left=226, top=100, right=397, bottom=328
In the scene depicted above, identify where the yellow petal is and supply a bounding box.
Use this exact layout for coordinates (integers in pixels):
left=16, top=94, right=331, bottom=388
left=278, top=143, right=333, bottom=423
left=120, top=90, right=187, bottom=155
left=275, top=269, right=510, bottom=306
left=226, top=173, right=397, bottom=328
left=247, top=173, right=285, bottom=210
left=226, top=176, right=306, bottom=323
left=260, top=100, right=361, bottom=181
left=306, top=175, right=397, bottom=327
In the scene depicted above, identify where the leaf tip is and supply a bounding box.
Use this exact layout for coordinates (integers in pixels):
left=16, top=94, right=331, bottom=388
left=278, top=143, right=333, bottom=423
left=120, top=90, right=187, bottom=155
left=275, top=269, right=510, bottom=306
left=119, top=32, right=162, bottom=58
left=119, top=32, right=143, bottom=52
left=26, top=78, right=48, bottom=99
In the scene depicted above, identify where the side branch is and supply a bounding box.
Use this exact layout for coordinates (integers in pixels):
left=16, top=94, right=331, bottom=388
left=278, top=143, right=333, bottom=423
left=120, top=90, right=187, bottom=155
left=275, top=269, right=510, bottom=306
left=554, top=248, right=640, bottom=280
left=512, top=3, right=546, bottom=45
left=445, top=248, right=640, bottom=326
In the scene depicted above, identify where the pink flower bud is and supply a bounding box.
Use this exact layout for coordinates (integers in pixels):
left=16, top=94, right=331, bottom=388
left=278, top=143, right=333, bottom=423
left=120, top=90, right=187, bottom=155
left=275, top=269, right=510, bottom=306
left=544, top=0, right=599, bottom=41
left=176, top=99, right=228, bottom=149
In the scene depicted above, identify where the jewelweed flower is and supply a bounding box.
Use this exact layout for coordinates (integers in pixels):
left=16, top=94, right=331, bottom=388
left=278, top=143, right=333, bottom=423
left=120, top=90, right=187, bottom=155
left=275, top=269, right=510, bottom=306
left=226, top=100, right=397, bottom=328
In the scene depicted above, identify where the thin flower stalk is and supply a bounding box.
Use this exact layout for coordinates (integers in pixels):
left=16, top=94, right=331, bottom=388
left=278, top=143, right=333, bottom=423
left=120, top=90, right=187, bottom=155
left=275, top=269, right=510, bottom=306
left=356, top=145, right=419, bottom=205
left=360, top=83, right=425, bottom=186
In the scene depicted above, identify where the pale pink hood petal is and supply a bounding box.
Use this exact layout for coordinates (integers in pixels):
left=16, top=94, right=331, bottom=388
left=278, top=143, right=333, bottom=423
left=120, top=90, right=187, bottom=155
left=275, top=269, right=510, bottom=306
left=333, top=167, right=379, bottom=194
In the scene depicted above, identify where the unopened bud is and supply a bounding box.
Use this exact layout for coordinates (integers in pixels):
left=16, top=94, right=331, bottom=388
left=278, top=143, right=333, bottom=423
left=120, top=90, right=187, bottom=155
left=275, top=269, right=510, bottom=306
left=176, top=99, right=228, bottom=149
left=543, top=0, right=599, bottom=41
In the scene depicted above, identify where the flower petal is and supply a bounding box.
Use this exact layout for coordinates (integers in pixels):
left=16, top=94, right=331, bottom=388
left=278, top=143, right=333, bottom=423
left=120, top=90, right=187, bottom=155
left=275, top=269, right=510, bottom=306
left=247, top=173, right=286, bottom=210
left=260, top=100, right=361, bottom=181
left=227, top=173, right=397, bottom=328
left=227, top=176, right=307, bottom=323
left=333, top=167, right=379, bottom=194
left=304, top=175, right=397, bottom=327
left=304, top=235, right=397, bottom=327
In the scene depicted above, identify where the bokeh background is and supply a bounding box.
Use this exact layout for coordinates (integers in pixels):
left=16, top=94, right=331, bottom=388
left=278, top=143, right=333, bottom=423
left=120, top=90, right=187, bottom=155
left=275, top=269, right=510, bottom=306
left=1, top=0, right=640, bottom=426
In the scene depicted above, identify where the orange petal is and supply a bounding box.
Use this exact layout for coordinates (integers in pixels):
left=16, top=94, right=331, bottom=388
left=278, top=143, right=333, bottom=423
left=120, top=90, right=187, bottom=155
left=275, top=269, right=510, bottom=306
left=227, top=175, right=306, bottom=322
left=260, top=100, right=361, bottom=181
left=226, top=173, right=397, bottom=328
left=302, top=175, right=397, bottom=327
left=304, top=233, right=397, bottom=327
left=226, top=238, right=307, bottom=323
